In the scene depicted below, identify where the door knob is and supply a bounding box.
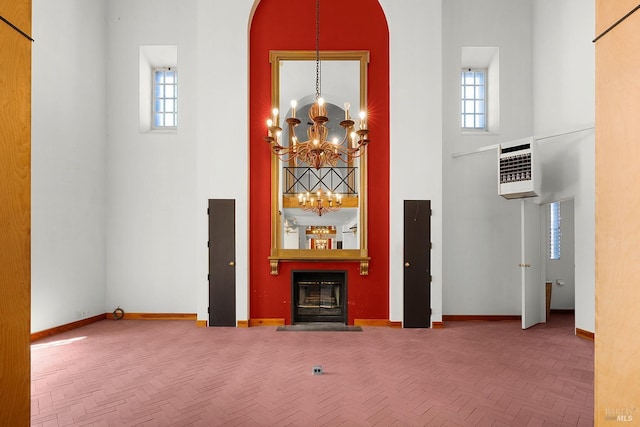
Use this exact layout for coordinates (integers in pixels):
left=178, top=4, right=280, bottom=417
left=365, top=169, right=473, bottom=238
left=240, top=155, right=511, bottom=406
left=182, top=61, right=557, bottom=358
left=404, top=262, right=410, bottom=267
left=229, top=261, right=235, bottom=266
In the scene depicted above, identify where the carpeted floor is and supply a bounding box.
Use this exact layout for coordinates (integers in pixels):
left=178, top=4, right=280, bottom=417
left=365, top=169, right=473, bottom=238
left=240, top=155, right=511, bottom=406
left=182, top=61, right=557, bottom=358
left=31, top=312, right=593, bottom=426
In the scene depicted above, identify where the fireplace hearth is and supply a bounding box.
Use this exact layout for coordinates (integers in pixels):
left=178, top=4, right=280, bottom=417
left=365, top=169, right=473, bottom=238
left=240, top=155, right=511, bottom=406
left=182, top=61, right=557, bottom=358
left=292, top=271, right=346, bottom=323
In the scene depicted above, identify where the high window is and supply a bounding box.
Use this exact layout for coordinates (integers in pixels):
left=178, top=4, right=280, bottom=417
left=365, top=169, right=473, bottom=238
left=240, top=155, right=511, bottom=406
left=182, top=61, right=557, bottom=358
left=549, top=202, right=561, bottom=260
left=461, top=69, right=486, bottom=130
left=139, top=45, right=177, bottom=132
left=153, top=68, right=178, bottom=129
left=461, top=47, right=499, bottom=133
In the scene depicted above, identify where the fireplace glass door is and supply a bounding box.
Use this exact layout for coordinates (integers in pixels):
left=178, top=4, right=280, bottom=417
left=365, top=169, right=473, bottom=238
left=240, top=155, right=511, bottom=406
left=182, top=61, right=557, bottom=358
left=293, top=271, right=346, bottom=323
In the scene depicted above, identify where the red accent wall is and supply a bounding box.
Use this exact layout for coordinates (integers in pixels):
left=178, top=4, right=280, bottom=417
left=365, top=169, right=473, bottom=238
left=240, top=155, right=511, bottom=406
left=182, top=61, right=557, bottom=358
left=249, top=0, right=389, bottom=324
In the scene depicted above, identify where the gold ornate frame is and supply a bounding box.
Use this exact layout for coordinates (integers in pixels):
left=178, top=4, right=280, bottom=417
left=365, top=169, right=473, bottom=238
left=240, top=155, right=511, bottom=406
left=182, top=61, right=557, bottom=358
left=268, top=50, right=370, bottom=275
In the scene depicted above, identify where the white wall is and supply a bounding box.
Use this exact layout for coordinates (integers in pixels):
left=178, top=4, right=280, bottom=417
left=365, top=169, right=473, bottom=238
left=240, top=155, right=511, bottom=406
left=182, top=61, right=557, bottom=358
left=194, top=0, right=253, bottom=323
left=31, top=0, right=594, bottom=331
left=105, top=0, right=199, bottom=313
left=103, top=0, right=446, bottom=325
left=380, top=0, right=443, bottom=324
left=533, top=0, right=595, bottom=332
left=442, top=0, right=533, bottom=315
left=31, top=0, right=108, bottom=332
left=32, top=0, right=253, bottom=325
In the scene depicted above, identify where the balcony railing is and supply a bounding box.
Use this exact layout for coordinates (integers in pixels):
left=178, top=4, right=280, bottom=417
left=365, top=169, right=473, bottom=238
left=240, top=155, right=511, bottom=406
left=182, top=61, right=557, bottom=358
left=283, top=167, right=358, bottom=195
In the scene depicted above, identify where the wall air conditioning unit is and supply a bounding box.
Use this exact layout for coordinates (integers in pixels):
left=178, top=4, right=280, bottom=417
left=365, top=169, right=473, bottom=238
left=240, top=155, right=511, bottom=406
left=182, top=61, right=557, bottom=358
left=498, top=138, right=540, bottom=199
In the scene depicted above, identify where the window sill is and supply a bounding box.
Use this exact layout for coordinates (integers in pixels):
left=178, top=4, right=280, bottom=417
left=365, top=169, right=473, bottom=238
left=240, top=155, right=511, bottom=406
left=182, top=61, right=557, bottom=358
left=461, top=130, right=499, bottom=136
left=142, top=128, right=178, bottom=134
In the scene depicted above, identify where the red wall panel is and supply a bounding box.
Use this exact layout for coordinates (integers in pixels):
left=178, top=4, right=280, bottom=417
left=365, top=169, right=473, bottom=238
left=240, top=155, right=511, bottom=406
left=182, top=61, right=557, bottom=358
left=249, top=0, right=389, bottom=324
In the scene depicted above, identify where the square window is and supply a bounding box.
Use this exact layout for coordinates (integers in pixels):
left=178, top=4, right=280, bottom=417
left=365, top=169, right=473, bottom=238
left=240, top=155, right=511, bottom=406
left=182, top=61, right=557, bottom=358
left=461, top=69, right=487, bottom=130
left=464, top=100, right=475, bottom=113
left=464, top=115, right=475, bottom=128
left=152, top=68, right=178, bottom=130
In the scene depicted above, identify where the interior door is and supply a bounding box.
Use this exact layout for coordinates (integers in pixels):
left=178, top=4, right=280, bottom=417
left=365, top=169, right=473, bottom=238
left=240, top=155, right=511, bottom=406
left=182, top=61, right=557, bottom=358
left=403, top=200, right=431, bottom=328
left=521, top=199, right=544, bottom=329
left=208, top=199, right=236, bottom=327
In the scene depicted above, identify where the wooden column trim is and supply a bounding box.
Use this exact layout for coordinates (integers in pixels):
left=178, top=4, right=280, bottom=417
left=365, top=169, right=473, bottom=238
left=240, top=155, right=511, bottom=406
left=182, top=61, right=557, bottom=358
left=106, top=312, right=197, bottom=321
left=442, top=315, right=521, bottom=322
left=249, top=318, right=285, bottom=327
left=0, top=0, right=32, bottom=424
left=31, top=314, right=106, bottom=342
left=354, top=319, right=389, bottom=327
left=575, top=328, right=594, bottom=342
left=595, top=1, right=640, bottom=420
left=32, top=313, right=200, bottom=341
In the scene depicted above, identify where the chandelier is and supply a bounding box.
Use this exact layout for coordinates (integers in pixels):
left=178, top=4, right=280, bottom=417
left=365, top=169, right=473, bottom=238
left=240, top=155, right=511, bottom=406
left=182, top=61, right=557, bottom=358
left=264, top=0, right=370, bottom=170
left=298, top=189, right=342, bottom=216
left=307, top=226, right=336, bottom=239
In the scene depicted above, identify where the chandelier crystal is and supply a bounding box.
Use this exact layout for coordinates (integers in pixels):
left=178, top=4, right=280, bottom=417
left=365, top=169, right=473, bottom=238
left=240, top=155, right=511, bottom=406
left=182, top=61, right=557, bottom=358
left=264, top=0, right=370, bottom=170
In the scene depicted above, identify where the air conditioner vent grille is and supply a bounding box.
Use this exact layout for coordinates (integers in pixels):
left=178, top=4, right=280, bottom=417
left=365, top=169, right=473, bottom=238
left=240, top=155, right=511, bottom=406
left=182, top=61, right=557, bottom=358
left=500, top=153, right=532, bottom=183
left=498, top=139, right=539, bottom=199
left=501, top=143, right=530, bottom=154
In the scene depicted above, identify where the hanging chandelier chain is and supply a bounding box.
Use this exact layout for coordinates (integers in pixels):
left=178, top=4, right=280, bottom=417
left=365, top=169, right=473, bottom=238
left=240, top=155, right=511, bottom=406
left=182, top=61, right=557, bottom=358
left=315, top=0, right=321, bottom=100
left=264, top=0, right=371, bottom=206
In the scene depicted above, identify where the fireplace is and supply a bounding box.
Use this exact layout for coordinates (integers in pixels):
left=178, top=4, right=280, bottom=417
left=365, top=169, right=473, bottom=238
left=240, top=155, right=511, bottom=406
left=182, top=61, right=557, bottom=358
left=292, top=271, right=346, bottom=323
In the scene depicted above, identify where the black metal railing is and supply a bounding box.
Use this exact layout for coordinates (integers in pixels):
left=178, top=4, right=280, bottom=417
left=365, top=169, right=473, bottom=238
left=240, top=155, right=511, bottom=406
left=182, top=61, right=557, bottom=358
left=283, top=167, right=358, bottom=195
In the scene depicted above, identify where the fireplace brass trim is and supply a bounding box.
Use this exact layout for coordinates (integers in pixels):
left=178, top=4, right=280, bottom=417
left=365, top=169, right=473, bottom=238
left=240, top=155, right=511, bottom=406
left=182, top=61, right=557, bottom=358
left=270, top=259, right=279, bottom=276
left=268, top=255, right=370, bottom=276
left=359, top=260, right=369, bottom=275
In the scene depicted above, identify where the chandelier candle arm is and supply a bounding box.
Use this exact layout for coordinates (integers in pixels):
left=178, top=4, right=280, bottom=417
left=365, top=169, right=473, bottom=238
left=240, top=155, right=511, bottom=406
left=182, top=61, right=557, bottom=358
left=265, top=96, right=370, bottom=169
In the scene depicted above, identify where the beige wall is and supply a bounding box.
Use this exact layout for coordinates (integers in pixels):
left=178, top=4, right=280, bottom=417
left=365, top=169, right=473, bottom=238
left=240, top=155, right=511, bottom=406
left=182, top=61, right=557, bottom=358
left=0, top=0, right=32, bottom=425
left=595, top=0, right=640, bottom=424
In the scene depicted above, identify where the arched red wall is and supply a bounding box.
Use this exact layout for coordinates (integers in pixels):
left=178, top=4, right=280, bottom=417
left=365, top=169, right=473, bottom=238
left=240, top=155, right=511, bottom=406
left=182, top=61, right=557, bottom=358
left=249, top=0, right=389, bottom=324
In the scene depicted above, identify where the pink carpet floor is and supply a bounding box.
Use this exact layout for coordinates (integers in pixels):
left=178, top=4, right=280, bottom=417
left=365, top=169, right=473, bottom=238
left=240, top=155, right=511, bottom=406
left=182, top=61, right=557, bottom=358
left=31, top=313, right=593, bottom=426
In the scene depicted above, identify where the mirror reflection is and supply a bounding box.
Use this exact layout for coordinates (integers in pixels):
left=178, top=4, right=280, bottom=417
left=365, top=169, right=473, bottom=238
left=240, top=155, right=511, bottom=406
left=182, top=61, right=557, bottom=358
left=277, top=58, right=361, bottom=250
